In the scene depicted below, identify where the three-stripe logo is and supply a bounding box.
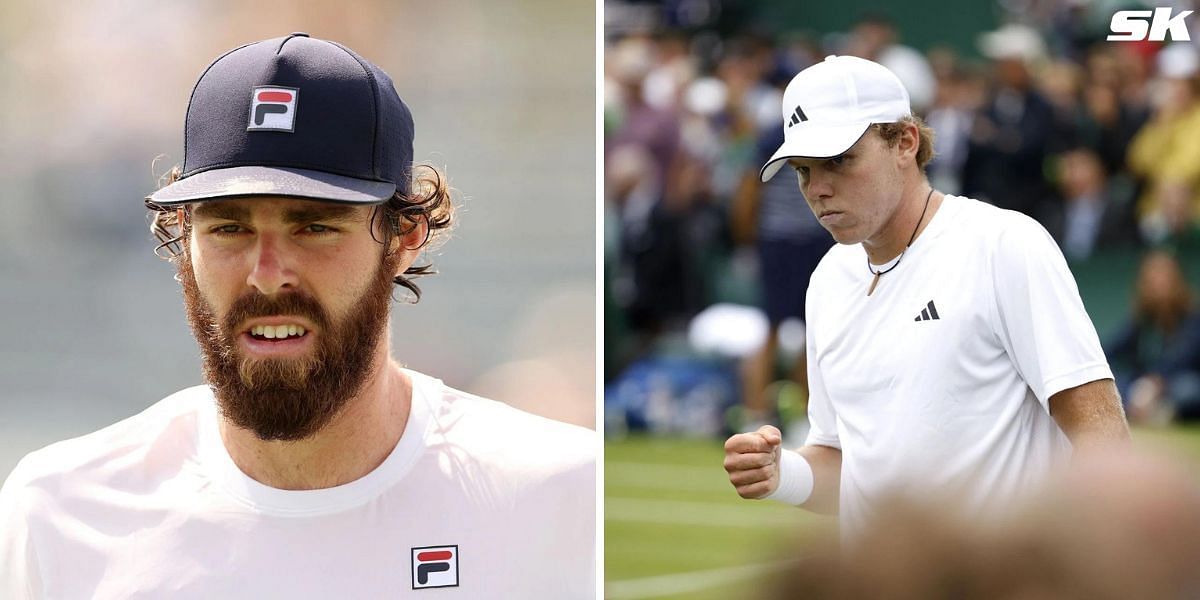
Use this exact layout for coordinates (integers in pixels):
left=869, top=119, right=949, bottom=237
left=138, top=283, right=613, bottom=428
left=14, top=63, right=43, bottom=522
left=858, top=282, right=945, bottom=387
left=787, top=104, right=808, bottom=128
left=247, top=86, right=299, bottom=132
left=412, top=545, right=459, bottom=589
left=914, top=300, right=940, bottom=322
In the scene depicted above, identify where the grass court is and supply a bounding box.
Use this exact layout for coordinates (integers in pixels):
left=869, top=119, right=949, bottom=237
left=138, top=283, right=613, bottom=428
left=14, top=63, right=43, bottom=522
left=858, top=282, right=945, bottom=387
left=605, top=426, right=1200, bottom=599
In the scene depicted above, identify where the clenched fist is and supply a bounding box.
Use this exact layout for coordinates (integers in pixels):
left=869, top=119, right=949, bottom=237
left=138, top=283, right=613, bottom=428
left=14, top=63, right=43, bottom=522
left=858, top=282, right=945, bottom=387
left=723, top=425, right=782, bottom=499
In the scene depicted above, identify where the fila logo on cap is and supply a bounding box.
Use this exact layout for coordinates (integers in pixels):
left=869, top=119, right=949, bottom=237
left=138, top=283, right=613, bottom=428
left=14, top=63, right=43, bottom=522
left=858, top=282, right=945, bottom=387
left=787, top=104, right=808, bottom=128
left=411, top=545, right=459, bottom=589
left=247, top=86, right=299, bottom=132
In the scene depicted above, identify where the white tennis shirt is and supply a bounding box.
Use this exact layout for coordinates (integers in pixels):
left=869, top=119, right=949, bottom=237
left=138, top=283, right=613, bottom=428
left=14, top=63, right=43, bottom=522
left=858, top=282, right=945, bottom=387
left=0, top=369, right=595, bottom=599
left=804, top=195, right=1113, bottom=535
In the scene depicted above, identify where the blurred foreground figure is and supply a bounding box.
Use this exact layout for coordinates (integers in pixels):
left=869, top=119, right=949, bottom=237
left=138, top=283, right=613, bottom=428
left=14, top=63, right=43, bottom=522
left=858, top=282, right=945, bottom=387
left=724, top=56, right=1129, bottom=540
left=769, top=451, right=1200, bottom=599
left=0, top=34, right=594, bottom=598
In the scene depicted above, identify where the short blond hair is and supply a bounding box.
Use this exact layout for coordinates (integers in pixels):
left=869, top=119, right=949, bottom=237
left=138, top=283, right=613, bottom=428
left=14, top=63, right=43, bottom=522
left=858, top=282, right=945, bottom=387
left=873, top=115, right=936, bottom=171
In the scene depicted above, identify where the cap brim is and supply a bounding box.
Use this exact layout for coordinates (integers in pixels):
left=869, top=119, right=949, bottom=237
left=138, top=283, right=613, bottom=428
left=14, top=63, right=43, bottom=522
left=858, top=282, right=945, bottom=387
left=147, top=166, right=396, bottom=205
left=759, top=123, right=872, bottom=182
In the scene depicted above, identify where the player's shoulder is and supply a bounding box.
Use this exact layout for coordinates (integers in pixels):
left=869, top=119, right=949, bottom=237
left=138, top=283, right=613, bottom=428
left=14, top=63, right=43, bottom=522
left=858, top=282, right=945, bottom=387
left=947, top=194, right=1050, bottom=245
left=941, top=196, right=1069, bottom=291
left=409, top=370, right=595, bottom=477
left=2, top=386, right=211, bottom=497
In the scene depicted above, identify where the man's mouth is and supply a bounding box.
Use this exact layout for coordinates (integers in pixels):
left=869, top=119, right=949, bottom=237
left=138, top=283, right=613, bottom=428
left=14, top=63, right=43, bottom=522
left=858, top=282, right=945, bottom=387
left=247, top=324, right=308, bottom=341
left=239, top=323, right=315, bottom=357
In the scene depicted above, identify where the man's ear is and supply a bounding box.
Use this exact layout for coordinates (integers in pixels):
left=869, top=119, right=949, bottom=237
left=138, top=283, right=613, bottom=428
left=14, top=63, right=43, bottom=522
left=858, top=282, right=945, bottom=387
left=402, top=216, right=430, bottom=251
left=897, top=122, right=920, bottom=164
left=391, top=216, right=429, bottom=276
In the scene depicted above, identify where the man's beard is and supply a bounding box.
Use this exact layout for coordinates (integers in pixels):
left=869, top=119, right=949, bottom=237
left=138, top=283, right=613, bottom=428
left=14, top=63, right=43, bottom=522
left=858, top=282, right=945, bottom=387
left=179, top=250, right=397, bottom=441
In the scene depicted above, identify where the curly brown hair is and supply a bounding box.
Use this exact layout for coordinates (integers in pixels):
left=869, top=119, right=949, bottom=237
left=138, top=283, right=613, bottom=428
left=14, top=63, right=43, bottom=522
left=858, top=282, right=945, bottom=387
left=872, top=115, right=936, bottom=171
left=146, top=164, right=455, bottom=302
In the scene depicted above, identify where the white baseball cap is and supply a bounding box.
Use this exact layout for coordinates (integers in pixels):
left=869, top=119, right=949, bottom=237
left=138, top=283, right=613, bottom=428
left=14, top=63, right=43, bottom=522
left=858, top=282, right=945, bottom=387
left=759, top=55, right=912, bottom=182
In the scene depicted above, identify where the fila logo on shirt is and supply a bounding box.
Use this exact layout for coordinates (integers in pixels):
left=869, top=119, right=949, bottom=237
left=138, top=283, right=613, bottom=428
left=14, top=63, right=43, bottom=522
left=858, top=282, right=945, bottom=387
left=411, top=545, right=459, bottom=589
left=247, top=86, right=299, bottom=132
left=914, top=300, right=941, bottom=322
left=787, top=104, right=808, bottom=127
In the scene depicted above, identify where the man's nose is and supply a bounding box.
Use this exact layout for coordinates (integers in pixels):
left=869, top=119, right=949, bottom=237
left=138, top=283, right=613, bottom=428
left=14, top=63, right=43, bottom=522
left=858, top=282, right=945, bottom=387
left=245, top=233, right=299, bottom=295
left=804, top=170, right=834, bottom=200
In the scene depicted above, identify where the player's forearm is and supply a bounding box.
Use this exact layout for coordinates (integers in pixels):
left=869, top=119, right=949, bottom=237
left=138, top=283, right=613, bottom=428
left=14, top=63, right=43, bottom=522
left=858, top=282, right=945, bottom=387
left=1050, top=379, right=1131, bottom=455
left=795, top=444, right=841, bottom=515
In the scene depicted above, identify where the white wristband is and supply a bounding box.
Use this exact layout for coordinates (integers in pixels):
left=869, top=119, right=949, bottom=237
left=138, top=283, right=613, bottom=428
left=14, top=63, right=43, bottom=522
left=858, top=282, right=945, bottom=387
left=764, top=449, right=814, bottom=506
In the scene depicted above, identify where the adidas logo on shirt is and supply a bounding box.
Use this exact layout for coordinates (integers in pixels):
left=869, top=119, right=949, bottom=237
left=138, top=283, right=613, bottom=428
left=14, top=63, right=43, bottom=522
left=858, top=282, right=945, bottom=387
left=914, top=300, right=940, bottom=322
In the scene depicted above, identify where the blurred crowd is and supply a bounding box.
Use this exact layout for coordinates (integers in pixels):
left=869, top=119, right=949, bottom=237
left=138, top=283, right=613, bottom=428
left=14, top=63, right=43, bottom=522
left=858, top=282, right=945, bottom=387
left=604, top=2, right=1200, bottom=430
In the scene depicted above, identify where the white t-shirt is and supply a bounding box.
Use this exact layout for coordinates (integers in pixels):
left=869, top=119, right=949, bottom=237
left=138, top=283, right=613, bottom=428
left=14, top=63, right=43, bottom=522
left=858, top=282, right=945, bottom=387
left=0, top=370, right=596, bottom=599
left=803, top=195, right=1113, bottom=535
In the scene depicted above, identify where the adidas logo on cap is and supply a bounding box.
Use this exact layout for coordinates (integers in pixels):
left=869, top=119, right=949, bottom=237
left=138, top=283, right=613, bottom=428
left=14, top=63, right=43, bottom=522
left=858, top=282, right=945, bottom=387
left=787, top=104, right=808, bottom=128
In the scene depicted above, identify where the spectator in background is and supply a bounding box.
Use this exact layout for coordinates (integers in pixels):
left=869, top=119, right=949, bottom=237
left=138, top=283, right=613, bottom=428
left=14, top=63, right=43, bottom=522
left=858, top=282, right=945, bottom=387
left=1126, top=44, right=1200, bottom=244
left=1048, top=146, right=1137, bottom=262
left=606, top=35, right=711, bottom=340
left=924, top=50, right=981, bottom=195
left=842, top=12, right=937, bottom=114
left=606, top=32, right=792, bottom=349
left=607, top=35, right=681, bottom=187
left=1091, top=42, right=1154, bottom=118
left=1076, top=49, right=1148, bottom=177
left=708, top=36, right=779, bottom=201
left=1107, top=251, right=1200, bottom=424
left=962, top=24, right=1056, bottom=221
left=641, top=30, right=695, bottom=113
left=1038, top=58, right=1085, bottom=154
left=1047, top=0, right=1100, bottom=62
left=608, top=143, right=697, bottom=340
left=775, top=33, right=823, bottom=88
left=729, top=124, right=833, bottom=431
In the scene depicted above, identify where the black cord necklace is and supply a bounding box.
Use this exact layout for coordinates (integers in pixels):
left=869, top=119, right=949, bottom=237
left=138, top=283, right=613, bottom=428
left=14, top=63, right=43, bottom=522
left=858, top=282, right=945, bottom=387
left=867, top=187, right=935, bottom=297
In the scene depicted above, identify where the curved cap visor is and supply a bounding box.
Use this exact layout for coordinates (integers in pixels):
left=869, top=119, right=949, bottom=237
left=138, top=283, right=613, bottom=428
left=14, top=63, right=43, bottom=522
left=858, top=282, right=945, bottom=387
left=759, top=122, right=871, bottom=182
left=147, top=166, right=397, bottom=205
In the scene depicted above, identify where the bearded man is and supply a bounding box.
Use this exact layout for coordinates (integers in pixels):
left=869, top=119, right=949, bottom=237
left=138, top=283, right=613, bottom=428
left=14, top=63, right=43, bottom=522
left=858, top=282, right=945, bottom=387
left=0, top=33, right=594, bottom=599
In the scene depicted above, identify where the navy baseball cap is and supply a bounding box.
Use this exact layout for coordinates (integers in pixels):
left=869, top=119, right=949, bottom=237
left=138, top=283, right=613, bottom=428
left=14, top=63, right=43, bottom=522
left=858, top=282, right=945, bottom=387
left=148, top=33, right=414, bottom=205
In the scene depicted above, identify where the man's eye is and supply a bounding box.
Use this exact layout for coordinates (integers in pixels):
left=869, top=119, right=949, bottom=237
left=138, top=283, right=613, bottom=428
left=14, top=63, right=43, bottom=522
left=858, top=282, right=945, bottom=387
left=304, top=224, right=335, bottom=234
left=830, top=155, right=847, bottom=166
left=211, top=224, right=243, bottom=235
